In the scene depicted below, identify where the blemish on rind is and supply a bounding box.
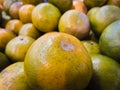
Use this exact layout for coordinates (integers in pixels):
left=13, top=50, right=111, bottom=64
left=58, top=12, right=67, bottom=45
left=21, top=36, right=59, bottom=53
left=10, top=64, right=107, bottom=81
left=60, top=40, right=75, bottom=51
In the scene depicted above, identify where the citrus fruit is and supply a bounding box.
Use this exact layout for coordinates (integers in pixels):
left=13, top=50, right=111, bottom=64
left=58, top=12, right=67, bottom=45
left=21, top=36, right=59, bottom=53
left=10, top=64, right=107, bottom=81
left=5, top=35, right=35, bottom=62
left=81, top=40, right=100, bottom=54
left=0, top=52, right=11, bottom=71
left=32, top=3, right=61, bottom=32
left=3, top=0, right=17, bottom=14
left=0, top=28, right=15, bottom=51
left=24, top=32, right=93, bottom=90
left=19, top=23, right=42, bottom=39
left=86, top=54, right=120, bottom=90
left=90, top=5, right=120, bottom=36
left=84, top=0, right=107, bottom=8
left=9, top=1, right=23, bottom=19
left=48, top=0, right=72, bottom=13
left=0, top=62, right=31, bottom=90
left=107, top=0, right=120, bottom=7
left=72, top=0, right=87, bottom=14
left=58, top=10, right=90, bottom=40
left=19, top=4, right=35, bottom=23
left=99, top=20, right=120, bottom=62
left=5, top=19, right=23, bottom=35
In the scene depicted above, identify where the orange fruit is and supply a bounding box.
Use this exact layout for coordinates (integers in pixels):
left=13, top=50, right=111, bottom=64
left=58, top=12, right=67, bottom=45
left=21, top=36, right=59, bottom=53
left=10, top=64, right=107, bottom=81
left=99, top=20, right=120, bottom=62
left=19, top=23, right=42, bottom=39
left=5, top=35, right=35, bottom=62
left=58, top=10, right=90, bottom=40
left=0, top=62, right=31, bottom=90
left=86, top=54, right=120, bottom=90
left=9, top=1, right=23, bottom=19
left=32, top=3, right=61, bottom=32
left=5, top=19, right=23, bottom=35
left=0, top=28, right=15, bottom=51
left=48, top=0, right=72, bottom=13
left=0, top=52, right=11, bottom=71
left=3, top=0, right=18, bottom=14
left=19, top=4, right=35, bottom=23
left=72, top=0, right=87, bottom=14
left=89, top=5, right=120, bottom=36
left=84, top=0, right=107, bottom=8
left=24, top=32, right=93, bottom=90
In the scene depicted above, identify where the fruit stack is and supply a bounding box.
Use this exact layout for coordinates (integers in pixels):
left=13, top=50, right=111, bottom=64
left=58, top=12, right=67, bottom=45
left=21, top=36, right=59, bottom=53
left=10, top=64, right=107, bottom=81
left=0, top=0, right=120, bottom=90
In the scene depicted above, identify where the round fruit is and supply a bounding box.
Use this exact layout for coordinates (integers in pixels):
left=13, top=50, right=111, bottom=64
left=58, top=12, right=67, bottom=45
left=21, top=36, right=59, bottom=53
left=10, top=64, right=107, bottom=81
left=0, top=28, right=15, bottom=51
left=72, top=0, right=87, bottom=14
left=32, top=3, right=61, bottom=32
left=99, top=20, right=120, bottom=62
left=19, top=23, right=41, bottom=39
left=5, top=19, right=23, bottom=35
left=24, top=32, right=93, bottom=90
left=81, top=40, right=100, bottom=54
left=0, top=52, right=11, bottom=71
left=19, top=4, right=35, bottom=23
left=90, top=5, right=120, bottom=36
left=84, top=0, right=107, bottom=8
left=3, top=0, right=17, bottom=13
left=0, top=62, right=31, bottom=90
left=86, top=54, right=120, bottom=90
left=58, top=10, right=90, bottom=40
left=5, top=35, right=35, bottom=62
left=9, top=1, right=23, bottom=19
left=48, top=0, right=72, bottom=13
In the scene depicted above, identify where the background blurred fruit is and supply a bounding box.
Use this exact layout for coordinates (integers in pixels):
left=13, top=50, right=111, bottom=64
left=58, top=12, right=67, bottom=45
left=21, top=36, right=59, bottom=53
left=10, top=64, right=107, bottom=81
left=99, top=20, right=120, bottom=62
left=0, top=28, right=15, bottom=51
left=107, top=0, right=120, bottom=7
left=84, top=0, right=108, bottom=8
left=19, top=4, right=35, bottom=23
left=86, top=54, right=120, bottom=90
left=89, top=5, right=120, bottom=36
left=82, top=40, right=100, bottom=54
left=19, top=23, right=42, bottom=39
left=59, top=10, right=90, bottom=40
left=72, top=0, right=87, bottom=14
left=32, top=3, right=61, bottom=32
left=18, top=0, right=43, bottom=5
left=5, top=19, right=23, bottom=35
left=0, top=52, right=11, bottom=71
left=48, top=0, right=73, bottom=13
left=0, top=62, right=31, bottom=90
left=5, top=35, right=35, bottom=62
left=3, top=0, right=17, bottom=14
left=24, top=32, right=93, bottom=90
left=9, top=1, right=23, bottom=19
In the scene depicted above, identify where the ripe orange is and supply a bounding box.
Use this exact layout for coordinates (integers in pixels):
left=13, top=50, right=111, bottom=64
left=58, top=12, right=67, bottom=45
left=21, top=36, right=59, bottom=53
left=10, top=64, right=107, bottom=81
left=0, top=62, right=31, bottom=90
left=24, top=32, right=93, bottom=90
left=19, top=23, right=42, bottom=39
left=72, top=0, right=87, bottom=14
left=19, top=4, right=35, bottom=23
left=0, top=28, right=15, bottom=51
left=5, top=19, right=23, bottom=35
left=5, top=35, right=35, bottom=62
left=58, top=10, right=90, bottom=40
left=32, top=3, right=61, bottom=32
